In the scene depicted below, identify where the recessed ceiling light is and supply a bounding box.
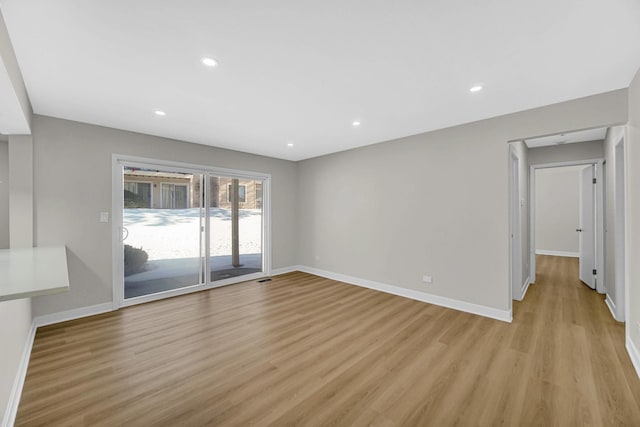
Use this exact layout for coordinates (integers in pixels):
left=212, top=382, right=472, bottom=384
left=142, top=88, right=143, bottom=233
left=352, top=121, right=361, bottom=127
left=201, top=57, right=218, bottom=67
left=469, top=85, right=483, bottom=92
left=287, top=142, right=294, bottom=147
left=154, top=110, right=166, bottom=116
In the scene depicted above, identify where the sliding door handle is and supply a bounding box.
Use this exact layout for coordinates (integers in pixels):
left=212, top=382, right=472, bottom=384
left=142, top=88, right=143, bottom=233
left=576, top=228, right=583, bottom=232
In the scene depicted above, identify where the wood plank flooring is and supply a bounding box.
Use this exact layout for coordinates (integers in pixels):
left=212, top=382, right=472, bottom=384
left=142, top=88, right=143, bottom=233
left=16, top=255, right=640, bottom=426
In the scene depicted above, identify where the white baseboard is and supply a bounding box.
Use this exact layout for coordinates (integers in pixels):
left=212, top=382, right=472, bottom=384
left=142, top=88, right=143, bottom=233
left=2, top=322, right=36, bottom=427
left=605, top=295, right=624, bottom=322
left=2, top=302, right=116, bottom=426
left=296, top=266, right=512, bottom=323
left=270, top=265, right=302, bottom=276
left=535, top=250, right=579, bottom=258
left=626, top=336, right=640, bottom=380
left=33, top=302, right=115, bottom=328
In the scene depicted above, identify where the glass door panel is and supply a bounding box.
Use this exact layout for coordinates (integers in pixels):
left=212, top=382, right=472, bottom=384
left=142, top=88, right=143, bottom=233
left=209, top=175, right=263, bottom=281
left=123, top=166, right=203, bottom=299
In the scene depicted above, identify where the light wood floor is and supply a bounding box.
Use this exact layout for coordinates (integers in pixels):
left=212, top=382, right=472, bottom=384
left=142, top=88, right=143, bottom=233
left=16, top=256, right=640, bottom=426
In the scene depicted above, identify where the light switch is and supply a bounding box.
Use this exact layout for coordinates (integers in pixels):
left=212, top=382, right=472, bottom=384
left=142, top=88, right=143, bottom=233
left=99, top=212, right=109, bottom=223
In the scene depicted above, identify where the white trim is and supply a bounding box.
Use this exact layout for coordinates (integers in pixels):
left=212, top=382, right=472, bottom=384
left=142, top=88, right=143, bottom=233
left=33, top=302, right=115, bottom=328
left=261, top=176, right=272, bottom=278
left=271, top=266, right=300, bottom=276
left=113, top=154, right=271, bottom=181
left=595, top=161, right=605, bottom=294
left=529, top=164, right=536, bottom=283
left=112, top=157, right=125, bottom=308
left=626, top=336, right=640, bottom=380
left=535, top=250, right=579, bottom=258
left=517, top=276, right=531, bottom=302
left=613, top=133, right=627, bottom=323
left=120, top=272, right=267, bottom=307
left=529, top=158, right=605, bottom=169
left=605, top=295, right=623, bottom=322
left=622, top=127, right=630, bottom=342
left=2, top=322, right=36, bottom=427
left=297, top=266, right=512, bottom=323
left=509, top=146, right=521, bottom=303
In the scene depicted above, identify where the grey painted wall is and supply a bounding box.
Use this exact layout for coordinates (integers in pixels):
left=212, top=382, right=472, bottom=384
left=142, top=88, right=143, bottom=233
left=30, top=115, right=298, bottom=317
left=0, top=139, right=31, bottom=423
left=0, top=299, right=31, bottom=423
left=0, top=140, right=8, bottom=249
left=528, top=140, right=604, bottom=164
left=535, top=166, right=582, bottom=254
left=297, top=90, right=627, bottom=312
left=0, top=136, right=33, bottom=424
left=0, top=9, right=32, bottom=131
left=628, top=67, right=640, bottom=355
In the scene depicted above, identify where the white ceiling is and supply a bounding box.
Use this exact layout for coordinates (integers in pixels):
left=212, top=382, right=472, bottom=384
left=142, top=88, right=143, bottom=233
left=525, top=127, right=608, bottom=148
left=1, top=0, right=639, bottom=161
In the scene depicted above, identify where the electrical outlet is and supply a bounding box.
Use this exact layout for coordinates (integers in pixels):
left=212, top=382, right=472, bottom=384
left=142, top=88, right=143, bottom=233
left=422, top=275, right=432, bottom=284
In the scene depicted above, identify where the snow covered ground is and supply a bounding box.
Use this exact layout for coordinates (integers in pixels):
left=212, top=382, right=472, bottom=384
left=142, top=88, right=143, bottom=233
left=123, top=208, right=262, bottom=287
left=123, top=207, right=262, bottom=261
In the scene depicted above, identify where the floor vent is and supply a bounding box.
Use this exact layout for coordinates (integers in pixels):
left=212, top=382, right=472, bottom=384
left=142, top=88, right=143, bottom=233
left=257, top=278, right=272, bottom=283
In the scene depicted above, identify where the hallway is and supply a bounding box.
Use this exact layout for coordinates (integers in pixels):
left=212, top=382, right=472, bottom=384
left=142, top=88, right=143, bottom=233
left=512, top=255, right=640, bottom=423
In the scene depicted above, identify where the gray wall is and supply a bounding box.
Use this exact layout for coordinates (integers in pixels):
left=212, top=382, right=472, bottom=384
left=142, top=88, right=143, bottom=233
left=297, top=90, right=627, bottom=312
left=528, top=140, right=604, bottom=164
left=626, top=66, right=640, bottom=351
left=0, top=9, right=33, bottom=421
left=535, top=166, right=581, bottom=254
left=0, top=137, right=33, bottom=424
left=0, top=299, right=32, bottom=423
left=0, top=140, right=8, bottom=249
left=0, top=8, right=32, bottom=131
left=30, top=115, right=298, bottom=317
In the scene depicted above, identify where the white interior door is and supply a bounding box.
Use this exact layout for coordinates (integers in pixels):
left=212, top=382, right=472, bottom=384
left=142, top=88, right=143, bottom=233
left=579, top=165, right=596, bottom=289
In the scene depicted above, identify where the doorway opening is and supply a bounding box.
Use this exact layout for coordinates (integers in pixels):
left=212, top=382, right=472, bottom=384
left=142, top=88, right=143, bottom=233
left=507, top=124, right=635, bottom=324
left=531, top=162, right=603, bottom=292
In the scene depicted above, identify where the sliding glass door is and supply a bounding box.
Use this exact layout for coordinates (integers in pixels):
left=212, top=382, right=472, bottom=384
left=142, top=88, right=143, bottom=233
left=122, top=166, right=203, bottom=299
left=209, top=176, right=263, bottom=281
left=118, top=160, right=267, bottom=304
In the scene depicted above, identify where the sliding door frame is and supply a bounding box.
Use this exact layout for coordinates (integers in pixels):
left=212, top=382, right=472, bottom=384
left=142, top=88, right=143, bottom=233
left=111, top=154, right=271, bottom=309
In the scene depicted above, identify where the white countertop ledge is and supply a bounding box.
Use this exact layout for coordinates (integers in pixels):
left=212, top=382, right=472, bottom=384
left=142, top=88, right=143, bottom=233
left=0, top=246, right=70, bottom=302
